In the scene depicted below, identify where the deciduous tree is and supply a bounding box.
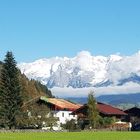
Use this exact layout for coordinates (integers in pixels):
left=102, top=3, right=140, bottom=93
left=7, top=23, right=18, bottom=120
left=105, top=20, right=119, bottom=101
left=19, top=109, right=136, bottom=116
left=87, top=91, right=99, bottom=129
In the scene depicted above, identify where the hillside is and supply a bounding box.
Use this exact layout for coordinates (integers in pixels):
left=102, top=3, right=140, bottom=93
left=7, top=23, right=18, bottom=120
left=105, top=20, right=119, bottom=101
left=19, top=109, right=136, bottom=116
left=96, top=93, right=140, bottom=110
left=19, top=74, right=53, bottom=101
left=0, top=62, right=53, bottom=102
left=65, top=93, right=140, bottom=110
left=97, top=93, right=140, bottom=105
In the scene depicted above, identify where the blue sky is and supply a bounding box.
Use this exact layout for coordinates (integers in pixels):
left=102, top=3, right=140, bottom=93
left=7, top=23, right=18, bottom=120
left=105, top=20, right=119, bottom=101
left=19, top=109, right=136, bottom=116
left=0, top=0, right=140, bottom=62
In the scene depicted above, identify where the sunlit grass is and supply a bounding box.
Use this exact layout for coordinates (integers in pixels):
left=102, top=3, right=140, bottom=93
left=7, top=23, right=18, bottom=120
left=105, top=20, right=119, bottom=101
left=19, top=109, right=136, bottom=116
left=0, top=131, right=140, bottom=140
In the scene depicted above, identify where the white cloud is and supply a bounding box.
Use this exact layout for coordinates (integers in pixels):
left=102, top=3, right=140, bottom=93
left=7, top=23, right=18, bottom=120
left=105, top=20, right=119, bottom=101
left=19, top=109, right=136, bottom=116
left=76, top=51, right=93, bottom=71
left=108, top=52, right=140, bottom=83
left=51, top=82, right=140, bottom=98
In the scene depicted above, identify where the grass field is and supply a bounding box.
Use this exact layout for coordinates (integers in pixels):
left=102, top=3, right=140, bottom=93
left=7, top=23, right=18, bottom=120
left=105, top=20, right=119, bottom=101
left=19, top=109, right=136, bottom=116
left=0, top=132, right=140, bottom=140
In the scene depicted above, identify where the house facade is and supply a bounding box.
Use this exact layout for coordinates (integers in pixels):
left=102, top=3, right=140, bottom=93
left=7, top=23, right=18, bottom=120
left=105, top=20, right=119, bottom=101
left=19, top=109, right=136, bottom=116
left=39, top=96, right=81, bottom=127
left=52, top=110, right=77, bottom=124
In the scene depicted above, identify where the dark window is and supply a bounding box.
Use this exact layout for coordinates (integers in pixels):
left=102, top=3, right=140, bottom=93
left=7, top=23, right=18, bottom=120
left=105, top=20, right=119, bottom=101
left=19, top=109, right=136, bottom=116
left=62, top=112, right=64, bottom=117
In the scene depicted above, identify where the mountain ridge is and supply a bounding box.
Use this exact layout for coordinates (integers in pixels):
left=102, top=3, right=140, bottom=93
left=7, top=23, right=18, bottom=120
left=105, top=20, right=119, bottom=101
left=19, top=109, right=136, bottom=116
left=65, top=93, right=140, bottom=110
left=18, top=51, right=140, bottom=90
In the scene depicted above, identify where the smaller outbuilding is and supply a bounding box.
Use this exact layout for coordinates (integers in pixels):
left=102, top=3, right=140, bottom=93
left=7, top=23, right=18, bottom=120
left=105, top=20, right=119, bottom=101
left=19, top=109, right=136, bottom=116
left=125, top=107, right=140, bottom=130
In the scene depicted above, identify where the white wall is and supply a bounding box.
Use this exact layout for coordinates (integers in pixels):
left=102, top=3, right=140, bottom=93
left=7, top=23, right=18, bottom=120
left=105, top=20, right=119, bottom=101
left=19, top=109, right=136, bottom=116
left=52, top=110, right=77, bottom=125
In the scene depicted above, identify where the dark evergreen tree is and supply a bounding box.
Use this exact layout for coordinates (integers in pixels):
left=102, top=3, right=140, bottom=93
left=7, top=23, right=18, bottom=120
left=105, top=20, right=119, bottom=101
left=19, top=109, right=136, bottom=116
left=0, top=51, right=23, bottom=129
left=87, top=91, right=99, bottom=129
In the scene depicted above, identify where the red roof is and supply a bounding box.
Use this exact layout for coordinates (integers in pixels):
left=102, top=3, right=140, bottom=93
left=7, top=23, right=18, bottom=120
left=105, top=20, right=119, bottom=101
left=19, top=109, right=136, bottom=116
left=97, top=102, right=127, bottom=115
left=73, top=102, right=127, bottom=116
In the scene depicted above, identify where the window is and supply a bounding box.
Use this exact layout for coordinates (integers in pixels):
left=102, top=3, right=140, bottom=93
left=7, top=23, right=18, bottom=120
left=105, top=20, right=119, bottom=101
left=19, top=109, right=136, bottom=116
left=62, top=112, right=64, bottom=117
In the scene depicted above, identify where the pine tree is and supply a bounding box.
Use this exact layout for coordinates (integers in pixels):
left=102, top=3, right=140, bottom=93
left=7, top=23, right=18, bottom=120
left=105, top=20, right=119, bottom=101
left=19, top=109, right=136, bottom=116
left=0, top=51, right=23, bottom=129
left=87, top=91, right=99, bottom=129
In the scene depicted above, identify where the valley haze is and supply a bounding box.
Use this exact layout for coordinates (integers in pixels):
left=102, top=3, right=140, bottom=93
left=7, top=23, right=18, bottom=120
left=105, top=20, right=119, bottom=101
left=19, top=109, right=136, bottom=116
left=18, top=51, right=140, bottom=97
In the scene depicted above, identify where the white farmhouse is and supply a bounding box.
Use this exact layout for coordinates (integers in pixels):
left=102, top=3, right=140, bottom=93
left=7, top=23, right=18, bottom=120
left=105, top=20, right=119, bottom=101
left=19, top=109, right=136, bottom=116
left=40, top=97, right=81, bottom=126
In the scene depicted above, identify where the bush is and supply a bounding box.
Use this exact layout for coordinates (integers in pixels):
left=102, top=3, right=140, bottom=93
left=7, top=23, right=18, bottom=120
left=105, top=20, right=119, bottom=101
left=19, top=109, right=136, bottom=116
left=98, top=116, right=116, bottom=128
left=62, top=119, right=77, bottom=131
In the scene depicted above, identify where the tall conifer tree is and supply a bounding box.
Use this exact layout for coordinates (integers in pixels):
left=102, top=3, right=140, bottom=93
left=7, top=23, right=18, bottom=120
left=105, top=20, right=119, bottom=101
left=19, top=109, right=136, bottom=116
left=87, top=91, right=99, bottom=129
left=0, top=51, right=23, bottom=129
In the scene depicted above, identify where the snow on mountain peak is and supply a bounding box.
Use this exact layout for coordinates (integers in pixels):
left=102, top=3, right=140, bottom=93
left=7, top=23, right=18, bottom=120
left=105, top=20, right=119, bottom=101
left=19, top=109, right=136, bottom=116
left=18, top=51, right=140, bottom=88
left=108, top=54, right=122, bottom=62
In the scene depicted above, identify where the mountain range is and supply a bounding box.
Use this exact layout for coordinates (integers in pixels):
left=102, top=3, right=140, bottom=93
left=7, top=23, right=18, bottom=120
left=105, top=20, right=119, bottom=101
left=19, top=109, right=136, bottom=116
left=65, top=93, right=140, bottom=105
left=18, top=51, right=140, bottom=91
left=65, top=93, right=140, bottom=110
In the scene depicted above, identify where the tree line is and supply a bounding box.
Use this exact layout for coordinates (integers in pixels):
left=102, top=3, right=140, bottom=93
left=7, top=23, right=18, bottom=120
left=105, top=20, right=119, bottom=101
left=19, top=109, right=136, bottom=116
left=0, top=52, right=54, bottom=129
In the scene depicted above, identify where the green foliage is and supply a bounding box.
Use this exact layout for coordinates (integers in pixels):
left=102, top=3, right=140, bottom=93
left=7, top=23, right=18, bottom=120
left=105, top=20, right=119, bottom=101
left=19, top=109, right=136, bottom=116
left=62, top=119, right=77, bottom=131
left=98, top=116, right=116, bottom=128
left=0, top=52, right=54, bottom=129
left=18, top=103, right=57, bottom=129
left=0, top=58, right=53, bottom=103
left=87, top=91, right=115, bottom=129
left=17, top=112, right=57, bottom=129
left=87, top=91, right=99, bottom=129
left=0, top=52, right=23, bottom=129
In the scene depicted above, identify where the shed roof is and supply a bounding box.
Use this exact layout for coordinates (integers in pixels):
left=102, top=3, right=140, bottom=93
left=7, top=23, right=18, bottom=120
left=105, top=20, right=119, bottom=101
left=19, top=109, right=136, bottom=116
left=125, top=107, right=140, bottom=116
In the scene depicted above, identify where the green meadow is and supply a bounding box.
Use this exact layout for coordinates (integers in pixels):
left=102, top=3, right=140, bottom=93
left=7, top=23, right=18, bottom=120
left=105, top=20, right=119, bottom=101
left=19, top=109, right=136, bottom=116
left=0, top=132, right=140, bottom=140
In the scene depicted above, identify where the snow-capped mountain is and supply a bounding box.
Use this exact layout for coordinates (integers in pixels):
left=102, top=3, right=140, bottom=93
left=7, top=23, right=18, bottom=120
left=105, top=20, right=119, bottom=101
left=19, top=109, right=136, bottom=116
left=18, top=51, right=140, bottom=89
